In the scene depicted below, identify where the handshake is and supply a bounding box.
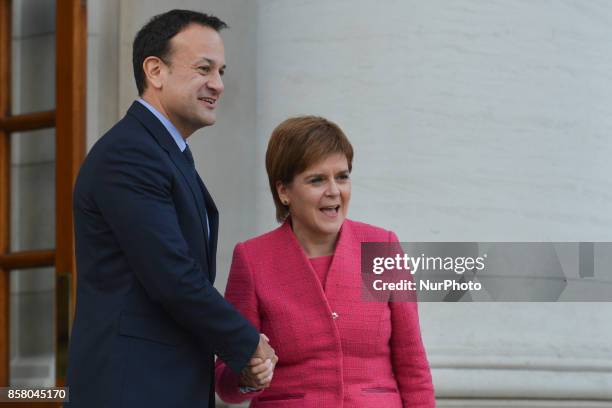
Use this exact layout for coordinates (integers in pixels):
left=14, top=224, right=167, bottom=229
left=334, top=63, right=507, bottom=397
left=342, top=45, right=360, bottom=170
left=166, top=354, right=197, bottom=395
left=240, top=333, right=278, bottom=390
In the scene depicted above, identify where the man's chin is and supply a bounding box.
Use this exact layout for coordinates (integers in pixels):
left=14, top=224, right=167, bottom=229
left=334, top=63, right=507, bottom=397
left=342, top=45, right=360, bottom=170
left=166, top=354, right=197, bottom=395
left=201, top=115, right=217, bottom=127
left=195, top=118, right=216, bottom=129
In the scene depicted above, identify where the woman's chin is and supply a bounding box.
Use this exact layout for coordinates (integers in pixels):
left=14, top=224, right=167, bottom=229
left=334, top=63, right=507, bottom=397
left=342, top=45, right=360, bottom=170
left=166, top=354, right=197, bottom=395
left=316, top=217, right=344, bottom=236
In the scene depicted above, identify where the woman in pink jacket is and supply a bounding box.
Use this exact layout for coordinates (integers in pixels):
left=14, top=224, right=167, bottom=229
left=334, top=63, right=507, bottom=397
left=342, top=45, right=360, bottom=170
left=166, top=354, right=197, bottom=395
left=216, top=116, right=435, bottom=407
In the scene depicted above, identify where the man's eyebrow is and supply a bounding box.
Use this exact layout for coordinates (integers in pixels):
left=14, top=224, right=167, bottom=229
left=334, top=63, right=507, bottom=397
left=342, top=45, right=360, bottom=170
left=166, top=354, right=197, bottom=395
left=195, top=57, right=226, bottom=70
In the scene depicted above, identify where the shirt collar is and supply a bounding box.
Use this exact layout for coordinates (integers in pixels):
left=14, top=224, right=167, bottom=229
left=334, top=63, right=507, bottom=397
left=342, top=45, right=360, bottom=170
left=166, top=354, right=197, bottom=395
left=137, top=98, right=187, bottom=152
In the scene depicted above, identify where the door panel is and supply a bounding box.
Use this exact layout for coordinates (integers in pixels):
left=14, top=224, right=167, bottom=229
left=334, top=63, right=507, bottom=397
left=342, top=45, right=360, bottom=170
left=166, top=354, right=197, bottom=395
left=0, top=1, right=86, bottom=402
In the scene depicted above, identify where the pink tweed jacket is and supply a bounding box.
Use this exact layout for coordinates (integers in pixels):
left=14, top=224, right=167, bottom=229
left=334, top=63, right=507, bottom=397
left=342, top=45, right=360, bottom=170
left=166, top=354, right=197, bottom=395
left=216, top=219, right=435, bottom=407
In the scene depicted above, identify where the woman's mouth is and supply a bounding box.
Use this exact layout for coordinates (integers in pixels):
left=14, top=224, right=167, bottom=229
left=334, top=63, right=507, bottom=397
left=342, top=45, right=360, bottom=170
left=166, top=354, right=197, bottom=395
left=320, top=205, right=340, bottom=218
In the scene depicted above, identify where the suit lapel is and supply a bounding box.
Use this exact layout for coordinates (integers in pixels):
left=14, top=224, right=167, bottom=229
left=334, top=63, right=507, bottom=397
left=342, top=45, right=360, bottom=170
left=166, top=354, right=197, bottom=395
left=196, top=175, right=218, bottom=280
left=127, top=102, right=212, bottom=277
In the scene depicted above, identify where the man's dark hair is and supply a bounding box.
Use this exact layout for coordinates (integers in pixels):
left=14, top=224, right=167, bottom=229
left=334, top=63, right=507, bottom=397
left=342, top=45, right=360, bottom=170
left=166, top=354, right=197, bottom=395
left=133, top=9, right=228, bottom=95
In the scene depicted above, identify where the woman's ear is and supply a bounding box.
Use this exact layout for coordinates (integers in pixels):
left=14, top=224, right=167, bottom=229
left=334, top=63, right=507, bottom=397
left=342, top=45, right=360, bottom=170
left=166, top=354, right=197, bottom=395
left=276, top=181, right=289, bottom=206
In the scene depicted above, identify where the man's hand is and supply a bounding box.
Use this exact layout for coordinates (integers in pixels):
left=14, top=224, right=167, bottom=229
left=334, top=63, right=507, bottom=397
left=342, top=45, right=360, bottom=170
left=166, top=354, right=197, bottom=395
left=239, top=334, right=278, bottom=390
left=239, top=357, right=274, bottom=389
left=254, top=333, right=276, bottom=361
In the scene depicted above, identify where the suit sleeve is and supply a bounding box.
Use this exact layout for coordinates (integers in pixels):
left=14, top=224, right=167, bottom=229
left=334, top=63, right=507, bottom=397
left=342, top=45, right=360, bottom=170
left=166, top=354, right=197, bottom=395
left=387, top=231, right=436, bottom=407
left=215, top=243, right=266, bottom=404
left=93, top=142, right=259, bottom=373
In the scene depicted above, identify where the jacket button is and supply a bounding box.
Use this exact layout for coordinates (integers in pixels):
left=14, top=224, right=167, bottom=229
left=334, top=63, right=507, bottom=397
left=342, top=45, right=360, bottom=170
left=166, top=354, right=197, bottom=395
left=332, top=312, right=339, bottom=320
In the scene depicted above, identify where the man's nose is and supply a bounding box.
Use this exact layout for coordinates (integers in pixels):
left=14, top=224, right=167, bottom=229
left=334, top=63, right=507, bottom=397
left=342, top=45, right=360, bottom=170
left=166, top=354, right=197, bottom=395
left=208, top=72, right=224, bottom=94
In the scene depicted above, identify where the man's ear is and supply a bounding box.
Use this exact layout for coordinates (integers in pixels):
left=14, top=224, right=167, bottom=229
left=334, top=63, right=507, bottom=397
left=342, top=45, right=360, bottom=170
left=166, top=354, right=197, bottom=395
left=142, top=56, right=166, bottom=90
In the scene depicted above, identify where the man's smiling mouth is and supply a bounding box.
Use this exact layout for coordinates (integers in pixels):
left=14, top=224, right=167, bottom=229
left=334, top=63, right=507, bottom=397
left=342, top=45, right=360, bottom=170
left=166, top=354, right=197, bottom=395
left=198, top=97, right=216, bottom=105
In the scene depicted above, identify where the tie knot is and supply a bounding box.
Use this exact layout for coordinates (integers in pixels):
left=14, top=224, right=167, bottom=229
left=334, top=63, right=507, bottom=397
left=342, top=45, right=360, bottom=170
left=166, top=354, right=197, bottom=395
left=183, top=145, right=195, bottom=167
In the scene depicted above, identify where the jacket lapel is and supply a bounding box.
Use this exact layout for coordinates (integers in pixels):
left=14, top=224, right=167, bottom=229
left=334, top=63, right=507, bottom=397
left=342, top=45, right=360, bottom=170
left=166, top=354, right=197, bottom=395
left=277, top=221, right=363, bottom=349
left=280, top=220, right=357, bottom=304
left=127, top=102, right=212, bottom=277
left=321, top=220, right=362, bottom=304
left=196, top=175, right=218, bottom=280
left=279, top=221, right=335, bottom=315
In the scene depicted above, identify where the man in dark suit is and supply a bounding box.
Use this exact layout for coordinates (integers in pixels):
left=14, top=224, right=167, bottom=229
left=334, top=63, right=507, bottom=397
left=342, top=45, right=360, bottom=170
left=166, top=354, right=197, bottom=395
left=66, top=10, right=275, bottom=407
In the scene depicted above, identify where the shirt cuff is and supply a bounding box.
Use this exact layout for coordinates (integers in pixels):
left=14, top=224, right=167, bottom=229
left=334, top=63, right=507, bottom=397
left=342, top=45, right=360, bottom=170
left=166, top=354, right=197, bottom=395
left=239, top=386, right=260, bottom=394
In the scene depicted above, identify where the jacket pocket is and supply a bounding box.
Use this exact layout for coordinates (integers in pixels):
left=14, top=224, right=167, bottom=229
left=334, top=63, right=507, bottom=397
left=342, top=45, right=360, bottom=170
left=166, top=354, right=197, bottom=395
left=257, top=393, right=305, bottom=402
left=118, top=312, right=186, bottom=346
left=361, top=386, right=399, bottom=394
left=254, top=393, right=305, bottom=408
left=359, top=387, right=403, bottom=407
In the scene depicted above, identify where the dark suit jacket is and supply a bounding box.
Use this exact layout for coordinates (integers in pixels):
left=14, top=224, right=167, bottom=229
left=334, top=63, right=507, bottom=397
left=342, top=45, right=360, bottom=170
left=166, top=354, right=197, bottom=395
left=66, top=101, right=259, bottom=408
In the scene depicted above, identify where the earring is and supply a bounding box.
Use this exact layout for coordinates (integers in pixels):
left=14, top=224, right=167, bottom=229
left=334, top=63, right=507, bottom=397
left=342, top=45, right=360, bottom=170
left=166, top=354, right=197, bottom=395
left=282, top=200, right=289, bottom=206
